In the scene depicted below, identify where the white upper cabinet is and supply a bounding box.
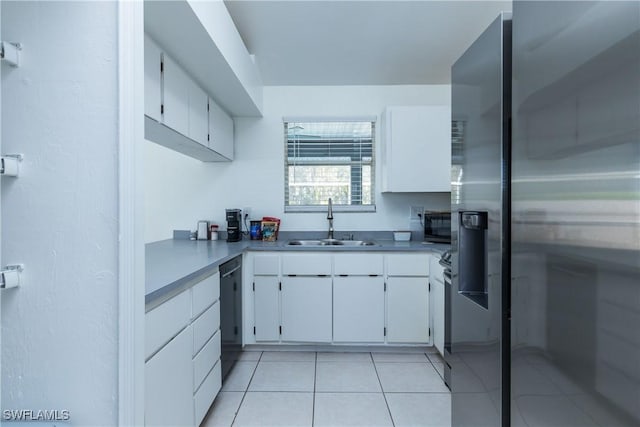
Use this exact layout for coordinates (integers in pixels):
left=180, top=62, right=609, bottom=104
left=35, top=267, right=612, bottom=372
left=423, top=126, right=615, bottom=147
left=381, top=105, right=451, bottom=192
left=144, top=35, right=162, bottom=122
left=162, top=54, right=190, bottom=138
left=187, top=78, right=209, bottom=147
left=144, top=35, right=235, bottom=162
left=145, top=0, right=263, bottom=117
left=208, top=97, right=234, bottom=160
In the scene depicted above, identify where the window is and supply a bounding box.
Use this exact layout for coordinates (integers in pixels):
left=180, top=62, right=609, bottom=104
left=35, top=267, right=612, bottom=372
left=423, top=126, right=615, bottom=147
left=451, top=120, right=465, bottom=205
left=284, top=119, right=375, bottom=212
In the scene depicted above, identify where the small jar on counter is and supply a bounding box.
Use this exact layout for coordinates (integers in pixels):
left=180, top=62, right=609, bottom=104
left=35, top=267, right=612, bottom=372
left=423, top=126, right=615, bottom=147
left=250, top=220, right=262, bottom=240
left=210, top=224, right=219, bottom=241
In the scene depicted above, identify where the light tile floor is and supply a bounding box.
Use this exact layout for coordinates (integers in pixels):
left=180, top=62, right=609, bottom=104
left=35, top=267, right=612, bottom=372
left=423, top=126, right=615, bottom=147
left=201, top=350, right=451, bottom=427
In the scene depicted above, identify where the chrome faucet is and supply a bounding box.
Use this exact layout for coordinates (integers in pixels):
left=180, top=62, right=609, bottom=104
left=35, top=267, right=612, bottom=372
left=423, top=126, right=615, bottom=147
left=327, top=197, right=334, bottom=239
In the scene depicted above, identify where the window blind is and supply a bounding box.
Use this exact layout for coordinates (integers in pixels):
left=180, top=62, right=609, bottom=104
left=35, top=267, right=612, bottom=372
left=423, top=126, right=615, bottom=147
left=285, top=120, right=375, bottom=209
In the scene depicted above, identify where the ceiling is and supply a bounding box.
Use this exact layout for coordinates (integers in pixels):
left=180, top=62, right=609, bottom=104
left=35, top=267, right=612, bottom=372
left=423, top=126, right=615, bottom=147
left=224, top=0, right=512, bottom=86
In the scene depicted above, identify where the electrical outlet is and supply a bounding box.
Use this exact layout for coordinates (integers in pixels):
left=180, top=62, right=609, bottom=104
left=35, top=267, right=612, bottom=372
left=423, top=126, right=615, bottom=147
left=409, top=206, right=424, bottom=219
left=243, top=207, right=252, bottom=219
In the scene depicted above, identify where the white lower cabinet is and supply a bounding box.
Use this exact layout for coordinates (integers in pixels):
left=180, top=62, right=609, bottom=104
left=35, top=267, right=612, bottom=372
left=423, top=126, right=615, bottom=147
left=281, top=276, right=332, bottom=342
left=194, top=331, right=221, bottom=391
left=145, top=290, right=191, bottom=359
left=333, top=276, right=385, bottom=342
left=145, top=326, right=195, bottom=427
left=193, top=331, right=222, bottom=425
left=387, top=277, right=430, bottom=343
left=248, top=251, right=436, bottom=346
left=253, top=276, right=280, bottom=341
left=430, top=255, right=445, bottom=355
left=194, top=360, right=222, bottom=425
left=145, top=270, right=221, bottom=426
left=431, top=277, right=445, bottom=354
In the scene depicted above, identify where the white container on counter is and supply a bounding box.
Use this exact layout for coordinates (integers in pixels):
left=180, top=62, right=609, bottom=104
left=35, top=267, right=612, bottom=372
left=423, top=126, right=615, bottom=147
left=393, top=231, right=411, bottom=241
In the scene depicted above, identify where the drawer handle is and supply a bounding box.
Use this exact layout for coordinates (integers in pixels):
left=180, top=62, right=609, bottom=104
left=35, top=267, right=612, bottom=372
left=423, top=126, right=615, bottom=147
left=221, top=265, right=241, bottom=278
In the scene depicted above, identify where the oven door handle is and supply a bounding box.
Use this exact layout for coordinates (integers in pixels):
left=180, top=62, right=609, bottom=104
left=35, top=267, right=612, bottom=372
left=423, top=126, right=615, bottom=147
left=221, top=265, right=241, bottom=278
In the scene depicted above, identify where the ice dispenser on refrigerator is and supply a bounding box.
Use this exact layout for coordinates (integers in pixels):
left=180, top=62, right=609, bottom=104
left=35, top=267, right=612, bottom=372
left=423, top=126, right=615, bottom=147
left=458, top=211, right=488, bottom=309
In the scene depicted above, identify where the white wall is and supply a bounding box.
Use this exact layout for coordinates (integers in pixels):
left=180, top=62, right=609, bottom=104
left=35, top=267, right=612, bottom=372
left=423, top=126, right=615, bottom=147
left=145, top=85, right=451, bottom=243
left=0, top=0, right=3, bottom=414
left=1, top=2, right=119, bottom=424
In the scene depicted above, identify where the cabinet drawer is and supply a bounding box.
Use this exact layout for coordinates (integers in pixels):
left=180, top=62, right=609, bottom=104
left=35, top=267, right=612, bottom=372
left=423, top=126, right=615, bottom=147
left=194, top=360, right=222, bottom=426
left=282, top=254, right=332, bottom=275
left=194, top=330, right=221, bottom=392
left=334, top=254, right=383, bottom=275
left=192, top=271, right=220, bottom=319
left=193, top=301, right=220, bottom=356
left=145, top=290, right=191, bottom=360
left=145, top=326, right=194, bottom=426
left=386, top=254, right=430, bottom=276
left=254, top=255, right=280, bottom=275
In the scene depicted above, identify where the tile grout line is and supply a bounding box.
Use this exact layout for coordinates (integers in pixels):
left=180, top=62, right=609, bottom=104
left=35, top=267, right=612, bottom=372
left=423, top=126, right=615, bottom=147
left=312, top=351, right=318, bottom=427
left=230, top=352, right=263, bottom=427
left=371, top=352, right=396, bottom=427
left=429, top=352, right=447, bottom=383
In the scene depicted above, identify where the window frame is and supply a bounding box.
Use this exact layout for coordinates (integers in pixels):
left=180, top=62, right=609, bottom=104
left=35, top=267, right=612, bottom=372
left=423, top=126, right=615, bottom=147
left=283, top=117, right=377, bottom=213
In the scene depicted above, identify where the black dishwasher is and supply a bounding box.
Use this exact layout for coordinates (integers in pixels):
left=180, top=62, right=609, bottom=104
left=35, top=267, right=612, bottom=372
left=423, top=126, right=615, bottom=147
left=219, top=256, right=242, bottom=381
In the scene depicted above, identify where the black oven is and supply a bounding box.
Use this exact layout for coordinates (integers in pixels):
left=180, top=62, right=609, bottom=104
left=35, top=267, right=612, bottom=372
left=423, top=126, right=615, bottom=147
left=423, top=211, right=451, bottom=243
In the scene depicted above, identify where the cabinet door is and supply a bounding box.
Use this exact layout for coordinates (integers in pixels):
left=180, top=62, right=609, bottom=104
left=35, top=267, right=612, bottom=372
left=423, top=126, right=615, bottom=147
left=187, top=78, right=209, bottom=146
left=431, top=278, right=445, bottom=355
left=281, top=277, right=332, bottom=342
left=144, top=35, right=162, bottom=122
left=333, top=276, right=385, bottom=342
left=383, top=106, right=451, bottom=192
left=162, top=54, right=190, bottom=137
left=387, top=277, right=430, bottom=343
left=145, top=326, right=194, bottom=426
left=208, top=97, right=234, bottom=160
left=429, top=255, right=445, bottom=355
left=254, top=276, right=280, bottom=341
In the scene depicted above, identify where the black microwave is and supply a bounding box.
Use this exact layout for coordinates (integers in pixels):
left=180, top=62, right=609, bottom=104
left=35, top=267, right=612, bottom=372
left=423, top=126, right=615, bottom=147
left=424, top=211, right=451, bottom=243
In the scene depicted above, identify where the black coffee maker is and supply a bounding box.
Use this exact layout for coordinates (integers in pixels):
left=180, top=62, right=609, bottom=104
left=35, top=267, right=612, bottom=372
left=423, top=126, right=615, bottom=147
left=226, top=209, right=242, bottom=242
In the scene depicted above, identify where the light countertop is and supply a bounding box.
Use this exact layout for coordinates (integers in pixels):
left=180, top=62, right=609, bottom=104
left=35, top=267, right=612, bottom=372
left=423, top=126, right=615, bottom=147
left=146, top=238, right=449, bottom=307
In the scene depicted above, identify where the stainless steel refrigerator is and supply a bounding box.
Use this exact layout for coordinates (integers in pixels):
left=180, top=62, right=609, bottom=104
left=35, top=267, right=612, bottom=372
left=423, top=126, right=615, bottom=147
left=450, top=2, right=640, bottom=426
